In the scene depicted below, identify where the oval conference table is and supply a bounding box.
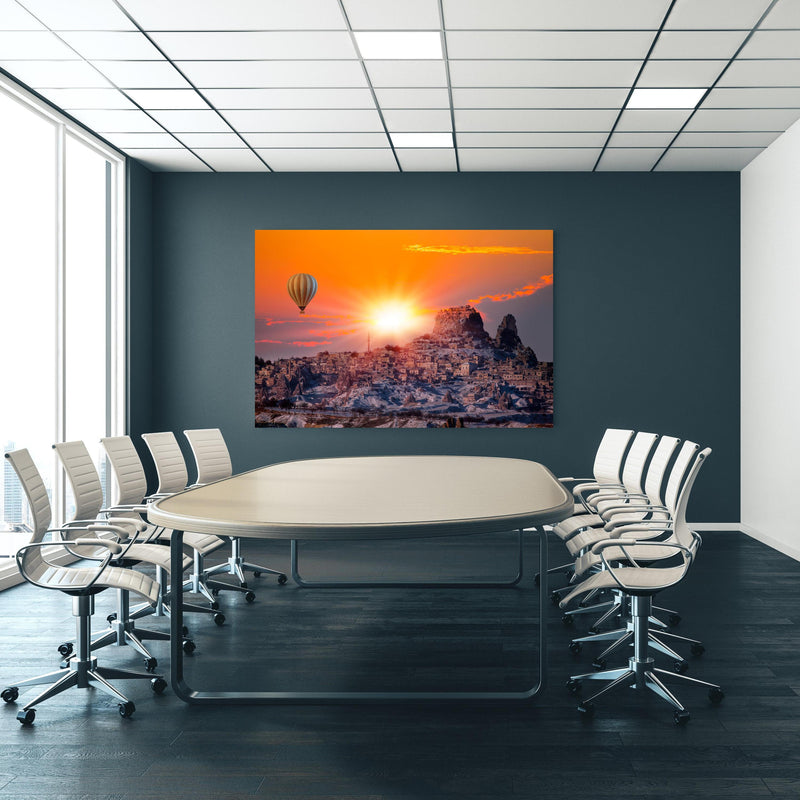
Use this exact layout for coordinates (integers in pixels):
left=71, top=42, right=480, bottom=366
left=148, top=455, right=574, bottom=705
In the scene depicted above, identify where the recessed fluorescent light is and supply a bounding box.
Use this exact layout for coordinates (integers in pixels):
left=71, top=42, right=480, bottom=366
left=390, top=132, right=453, bottom=148
left=354, top=31, right=442, bottom=60
left=627, top=88, right=706, bottom=109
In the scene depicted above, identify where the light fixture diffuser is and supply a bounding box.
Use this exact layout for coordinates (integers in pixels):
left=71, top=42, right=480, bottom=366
left=390, top=132, right=453, bottom=148
left=354, top=31, right=442, bottom=60
left=626, top=88, right=706, bottom=109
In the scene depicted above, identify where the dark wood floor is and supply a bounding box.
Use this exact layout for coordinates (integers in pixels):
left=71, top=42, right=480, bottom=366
left=0, top=531, right=798, bottom=799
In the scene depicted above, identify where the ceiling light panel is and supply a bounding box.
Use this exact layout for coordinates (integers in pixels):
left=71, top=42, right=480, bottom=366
left=176, top=132, right=249, bottom=148
left=615, top=109, right=694, bottom=131
left=719, top=60, right=800, bottom=87
left=451, top=87, right=629, bottom=109
left=649, top=30, right=747, bottom=60
left=118, top=0, right=347, bottom=30
left=442, top=0, right=669, bottom=29
left=637, top=60, right=728, bottom=88
left=395, top=148, right=457, bottom=171
left=627, top=88, right=705, bottom=108
left=125, top=89, right=211, bottom=109
left=354, top=32, right=442, bottom=60
left=0, top=31, right=78, bottom=59
left=123, top=148, right=212, bottom=171
left=449, top=60, right=641, bottom=88
left=382, top=109, right=452, bottom=132
left=58, top=32, right=164, bottom=60
left=665, top=0, right=773, bottom=30
left=222, top=109, right=385, bottom=133
left=0, top=60, right=111, bottom=88
left=39, top=87, right=137, bottom=109
left=17, top=0, right=136, bottom=29
left=455, top=109, right=617, bottom=132
left=675, top=130, right=782, bottom=148
left=150, top=31, right=358, bottom=61
left=655, top=147, right=764, bottom=171
left=365, top=60, right=447, bottom=87
left=374, top=88, right=450, bottom=108
left=445, top=31, right=653, bottom=60
left=0, top=0, right=46, bottom=29
left=761, top=2, right=800, bottom=28
left=255, top=148, right=398, bottom=171
left=596, top=148, right=664, bottom=171
left=145, top=109, right=233, bottom=133
left=738, top=31, right=800, bottom=59
left=456, top=132, right=607, bottom=147
left=458, top=147, right=601, bottom=170
left=203, top=88, right=375, bottom=109
left=686, top=108, right=800, bottom=132
left=703, top=87, right=800, bottom=108
left=192, top=149, right=268, bottom=172
left=177, top=60, right=368, bottom=89
left=607, top=131, right=677, bottom=147
left=67, top=109, right=165, bottom=133
left=389, top=132, right=453, bottom=148
left=93, top=60, right=191, bottom=89
left=102, top=132, right=182, bottom=148
left=243, top=132, right=389, bottom=148
left=343, top=0, right=442, bottom=30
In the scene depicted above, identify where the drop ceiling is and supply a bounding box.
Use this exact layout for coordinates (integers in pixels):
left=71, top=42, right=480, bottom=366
left=1, top=0, right=798, bottom=172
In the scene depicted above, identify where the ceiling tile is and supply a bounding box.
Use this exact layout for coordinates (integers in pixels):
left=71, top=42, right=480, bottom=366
left=637, top=60, right=727, bottom=88
left=94, top=60, right=191, bottom=89
left=455, top=108, right=617, bottom=132
left=58, top=31, right=164, bottom=60
left=615, top=109, right=694, bottom=131
left=67, top=108, right=165, bottom=133
left=243, top=132, right=389, bottom=147
left=102, top=131, right=182, bottom=148
left=702, top=87, right=800, bottom=108
left=649, top=30, right=747, bottom=60
left=719, top=59, right=800, bottom=87
left=665, top=0, right=773, bottom=30
left=374, top=88, right=450, bottom=108
left=150, top=31, right=358, bottom=61
left=17, top=0, right=137, bottom=30
left=382, top=108, right=452, bottom=132
left=738, top=31, right=800, bottom=59
left=675, top=130, right=782, bottom=147
left=119, top=0, right=347, bottom=30
left=176, top=132, right=248, bottom=147
left=596, top=148, right=664, bottom=171
left=396, top=148, right=457, bottom=171
left=125, top=89, right=211, bottom=109
left=0, top=31, right=78, bottom=59
left=458, top=147, right=601, bottom=170
left=365, top=60, right=447, bottom=88
left=203, top=88, right=375, bottom=109
left=449, top=60, right=640, bottom=88
left=655, top=146, right=764, bottom=170
left=125, top=148, right=212, bottom=171
left=39, top=87, right=137, bottom=110
left=607, top=131, right=676, bottom=147
left=0, top=0, right=46, bottom=29
left=445, top=31, right=653, bottom=60
left=255, top=148, right=399, bottom=171
left=223, top=108, right=385, bottom=132
left=442, top=0, right=669, bottom=30
left=0, top=60, right=111, bottom=88
left=451, top=87, right=628, bottom=108
left=761, top=1, right=800, bottom=28
left=145, top=109, right=233, bottom=132
left=177, top=60, right=368, bottom=89
left=191, top=149, right=268, bottom=171
left=686, top=107, right=800, bottom=131
left=456, top=131, right=607, bottom=147
left=343, top=0, right=442, bottom=30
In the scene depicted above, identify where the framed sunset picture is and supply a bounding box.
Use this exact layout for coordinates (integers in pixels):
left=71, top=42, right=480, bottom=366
left=255, top=229, right=553, bottom=429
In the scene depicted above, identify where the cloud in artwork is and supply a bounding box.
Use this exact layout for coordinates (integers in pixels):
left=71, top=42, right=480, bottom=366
left=405, top=245, right=552, bottom=255
left=468, top=274, right=553, bottom=306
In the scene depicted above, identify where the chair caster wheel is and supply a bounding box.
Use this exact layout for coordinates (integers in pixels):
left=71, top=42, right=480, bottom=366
left=561, top=614, right=574, bottom=627
left=2, top=687, right=19, bottom=703
left=57, top=642, right=73, bottom=657
left=673, top=710, right=690, bottom=725
left=550, top=592, right=561, bottom=606
left=106, top=613, right=117, bottom=624
left=118, top=701, right=135, bottom=718
left=691, top=643, right=706, bottom=656
left=182, top=638, right=196, bottom=654
left=709, top=687, right=725, bottom=704
left=144, top=657, right=158, bottom=673
left=577, top=701, right=595, bottom=717
left=245, top=591, right=256, bottom=603
left=569, top=642, right=582, bottom=655
left=17, top=709, right=35, bottom=725
left=592, top=658, right=606, bottom=671
left=210, top=601, right=220, bottom=611
left=151, top=677, right=167, bottom=695
left=674, top=660, right=689, bottom=674
left=253, top=571, right=262, bottom=578
left=278, top=574, right=288, bottom=585
left=213, top=613, right=225, bottom=626
left=534, top=574, right=540, bottom=586
left=668, top=614, right=681, bottom=626
left=566, top=679, right=581, bottom=695
left=211, top=588, right=220, bottom=597
left=182, top=625, right=189, bottom=636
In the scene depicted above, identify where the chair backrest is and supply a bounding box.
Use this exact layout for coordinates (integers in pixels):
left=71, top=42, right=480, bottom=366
left=672, top=447, right=712, bottom=550
left=642, top=435, right=681, bottom=505
left=592, top=428, right=634, bottom=485
left=664, top=440, right=701, bottom=515
left=141, top=432, right=189, bottom=495
left=100, top=436, right=148, bottom=506
left=183, top=428, right=232, bottom=485
left=53, top=441, right=104, bottom=523
left=4, top=449, right=51, bottom=543
left=619, top=432, right=658, bottom=494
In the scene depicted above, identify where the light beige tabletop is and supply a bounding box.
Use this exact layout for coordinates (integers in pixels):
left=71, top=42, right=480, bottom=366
left=148, top=456, right=572, bottom=541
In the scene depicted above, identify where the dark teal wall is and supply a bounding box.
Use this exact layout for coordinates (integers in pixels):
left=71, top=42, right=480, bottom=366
left=135, top=171, right=740, bottom=522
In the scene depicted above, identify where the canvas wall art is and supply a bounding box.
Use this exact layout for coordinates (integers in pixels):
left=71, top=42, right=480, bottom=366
left=255, top=229, right=553, bottom=428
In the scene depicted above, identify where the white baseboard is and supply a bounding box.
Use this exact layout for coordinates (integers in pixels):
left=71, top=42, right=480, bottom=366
left=691, top=523, right=743, bottom=532
left=738, top=523, right=800, bottom=562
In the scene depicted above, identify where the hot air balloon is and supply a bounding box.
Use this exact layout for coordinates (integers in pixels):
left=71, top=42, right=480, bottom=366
left=287, top=273, right=317, bottom=314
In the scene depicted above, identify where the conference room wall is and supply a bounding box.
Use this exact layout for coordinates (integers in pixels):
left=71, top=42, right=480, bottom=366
left=135, top=170, right=739, bottom=522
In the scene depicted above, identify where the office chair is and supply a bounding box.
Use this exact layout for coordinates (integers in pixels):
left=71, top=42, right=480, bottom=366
left=562, top=447, right=723, bottom=723
left=183, top=428, right=287, bottom=589
left=2, top=450, right=166, bottom=724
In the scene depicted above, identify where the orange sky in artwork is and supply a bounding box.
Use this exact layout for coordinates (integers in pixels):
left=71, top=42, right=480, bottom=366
left=255, top=229, right=553, bottom=360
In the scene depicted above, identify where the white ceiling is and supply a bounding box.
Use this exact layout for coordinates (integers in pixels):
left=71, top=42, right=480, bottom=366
left=1, top=0, right=798, bottom=172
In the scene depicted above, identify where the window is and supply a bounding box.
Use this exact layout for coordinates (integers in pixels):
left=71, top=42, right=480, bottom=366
left=0, top=75, right=125, bottom=584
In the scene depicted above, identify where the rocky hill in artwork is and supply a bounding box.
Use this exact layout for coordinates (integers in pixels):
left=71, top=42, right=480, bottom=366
left=255, top=305, right=553, bottom=429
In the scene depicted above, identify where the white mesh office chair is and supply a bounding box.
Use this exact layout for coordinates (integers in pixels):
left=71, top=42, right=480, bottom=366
left=2, top=450, right=166, bottom=724
left=184, top=428, right=287, bottom=590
